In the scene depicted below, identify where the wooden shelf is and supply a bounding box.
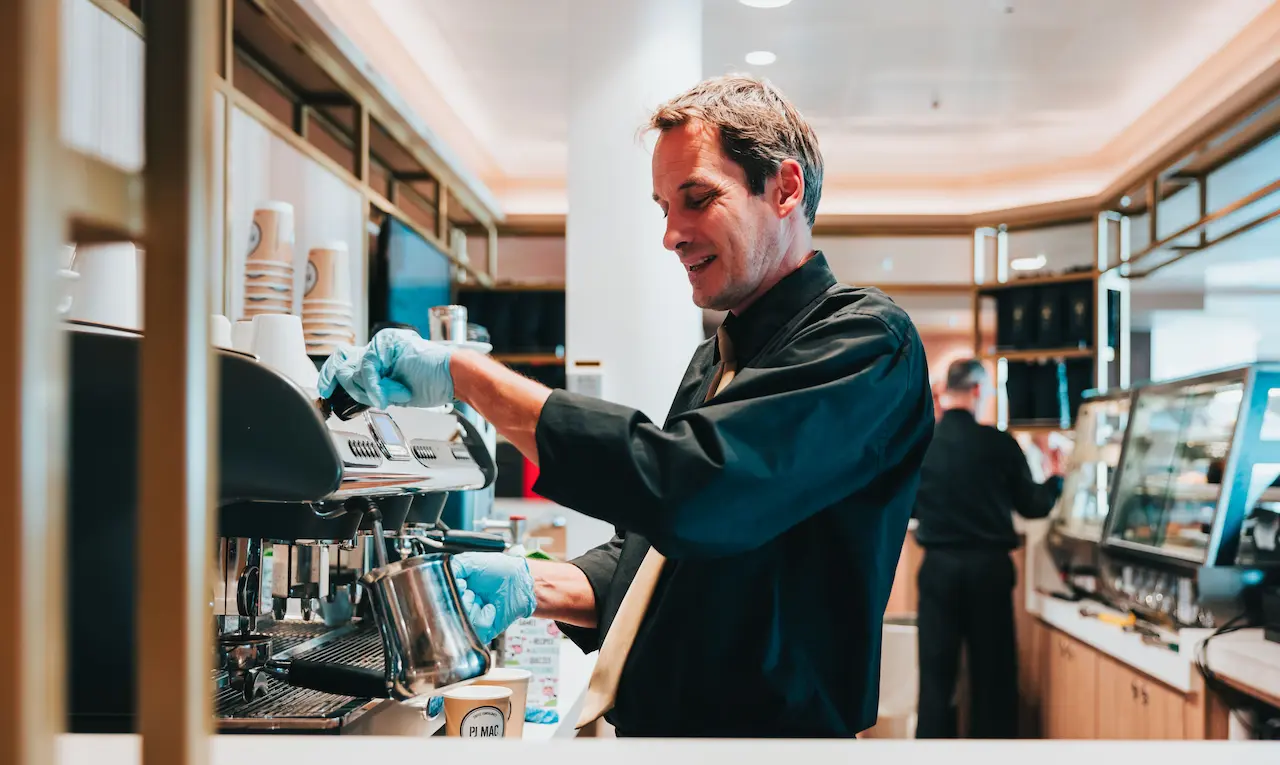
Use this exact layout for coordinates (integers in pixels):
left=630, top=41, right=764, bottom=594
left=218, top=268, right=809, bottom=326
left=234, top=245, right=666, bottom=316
left=981, top=347, right=1095, bottom=362
left=1006, top=421, right=1073, bottom=433
left=457, top=282, right=565, bottom=293
left=494, top=353, right=565, bottom=366
left=869, top=282, right=974, bottom=296
left=975, top=272, right=1097, bottom=293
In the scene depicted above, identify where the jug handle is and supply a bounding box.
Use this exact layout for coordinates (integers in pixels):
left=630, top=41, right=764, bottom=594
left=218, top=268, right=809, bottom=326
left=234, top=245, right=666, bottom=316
left=264, top=658, right=389, bottom=699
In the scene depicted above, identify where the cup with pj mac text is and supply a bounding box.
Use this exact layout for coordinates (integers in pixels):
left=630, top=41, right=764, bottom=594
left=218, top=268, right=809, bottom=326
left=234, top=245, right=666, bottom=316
left=474, top=668, right=532, bottom=737
left=442, top=685, right=513, bottom=739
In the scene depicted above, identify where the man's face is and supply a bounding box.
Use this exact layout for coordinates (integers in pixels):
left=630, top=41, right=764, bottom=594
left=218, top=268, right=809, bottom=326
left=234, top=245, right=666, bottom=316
left=651, top=120, right=783, bottom=312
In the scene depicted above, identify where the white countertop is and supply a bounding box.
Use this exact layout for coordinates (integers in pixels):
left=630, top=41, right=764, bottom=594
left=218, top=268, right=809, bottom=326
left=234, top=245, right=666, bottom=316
left=1202, top=629, right=1280, bottom=706
left=1037, top=596, right=1210, bottom=693
left=55, top=734, right=1280, bottom=764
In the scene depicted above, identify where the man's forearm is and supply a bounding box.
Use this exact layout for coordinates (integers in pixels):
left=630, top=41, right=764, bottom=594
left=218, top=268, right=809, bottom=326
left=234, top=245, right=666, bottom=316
left=528, top=559, right=598, bottom=628
left=449, top=350, right=553, bottom=465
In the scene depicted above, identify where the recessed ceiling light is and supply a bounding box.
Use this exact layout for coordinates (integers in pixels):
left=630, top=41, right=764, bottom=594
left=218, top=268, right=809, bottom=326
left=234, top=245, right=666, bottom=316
left=745, top=50, right=777, bottom=66
left=739, top=0, right=792, bottom=7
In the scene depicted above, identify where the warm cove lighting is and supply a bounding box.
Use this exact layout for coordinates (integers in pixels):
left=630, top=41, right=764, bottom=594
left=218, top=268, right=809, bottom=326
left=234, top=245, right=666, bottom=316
left=745, top=50, right=777, bottom=66
left=739, top=0, right=793, bottom=7
left=1010, top=255, right=1048, bottom=271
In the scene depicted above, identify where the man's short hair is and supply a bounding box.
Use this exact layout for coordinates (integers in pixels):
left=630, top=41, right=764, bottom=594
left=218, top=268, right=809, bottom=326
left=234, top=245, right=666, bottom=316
left=945, top=359, right=988, bottom=393
left=645, top=75, right=824, bottom=227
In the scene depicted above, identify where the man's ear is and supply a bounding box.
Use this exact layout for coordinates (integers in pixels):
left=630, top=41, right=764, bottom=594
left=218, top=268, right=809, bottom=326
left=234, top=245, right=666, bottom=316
left=775, top=159, right=805, bottom=219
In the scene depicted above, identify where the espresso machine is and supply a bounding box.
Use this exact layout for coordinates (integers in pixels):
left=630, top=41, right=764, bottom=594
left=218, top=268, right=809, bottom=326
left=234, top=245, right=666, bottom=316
left=66, top=322, right=506, bottom=734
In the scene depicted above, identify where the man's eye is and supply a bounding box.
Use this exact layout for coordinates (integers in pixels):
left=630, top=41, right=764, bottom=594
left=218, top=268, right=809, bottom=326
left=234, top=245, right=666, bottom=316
left=687, top=194, right=713, bottom=210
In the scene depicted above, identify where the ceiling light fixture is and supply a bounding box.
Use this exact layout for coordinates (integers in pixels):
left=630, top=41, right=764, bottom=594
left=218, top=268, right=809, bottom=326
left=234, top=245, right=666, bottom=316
left=745, top=50, right=777, bottom=66
left=1010, top=255, right=1047, bottom=272
left=739, top=0, right=793, bottom=7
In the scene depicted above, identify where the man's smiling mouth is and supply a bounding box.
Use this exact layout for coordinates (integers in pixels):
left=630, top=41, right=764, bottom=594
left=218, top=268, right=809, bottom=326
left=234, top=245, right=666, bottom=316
left=686, top=255, right=717, bottom=273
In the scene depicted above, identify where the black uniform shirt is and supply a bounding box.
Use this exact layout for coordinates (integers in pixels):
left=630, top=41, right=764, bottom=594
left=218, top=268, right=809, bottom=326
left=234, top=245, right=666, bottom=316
left=532, top=253, right=935, bottom=737
left=913, top=408, right=1064, bottom=550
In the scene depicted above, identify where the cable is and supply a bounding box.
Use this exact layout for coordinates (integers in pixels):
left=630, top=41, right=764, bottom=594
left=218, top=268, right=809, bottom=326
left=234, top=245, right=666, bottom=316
left=1193, top=613, right=1274, bottom=738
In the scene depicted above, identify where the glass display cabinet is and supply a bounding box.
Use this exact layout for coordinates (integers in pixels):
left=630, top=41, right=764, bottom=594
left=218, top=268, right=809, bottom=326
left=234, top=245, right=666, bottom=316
left=1046, top=388, right=1135, bottom=597
left=1099, top=362, right=1280, bottom=628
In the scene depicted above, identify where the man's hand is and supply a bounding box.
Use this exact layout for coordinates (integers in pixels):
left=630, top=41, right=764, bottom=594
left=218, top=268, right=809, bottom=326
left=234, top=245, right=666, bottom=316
left=451, top=552, right=537, bottom=645
left=318, top=328, right=455, bottom=409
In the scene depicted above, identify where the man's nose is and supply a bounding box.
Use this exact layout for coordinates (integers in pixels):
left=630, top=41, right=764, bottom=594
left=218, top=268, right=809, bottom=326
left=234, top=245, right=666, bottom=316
left=663, top=215, right=688, bottom=252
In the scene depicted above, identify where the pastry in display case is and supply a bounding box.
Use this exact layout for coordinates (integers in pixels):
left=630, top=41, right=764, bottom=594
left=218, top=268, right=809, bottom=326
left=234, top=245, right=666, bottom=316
left=1099, top=362, right=1280, bottom=628
left=1046, top=387, right=1135, bottom=597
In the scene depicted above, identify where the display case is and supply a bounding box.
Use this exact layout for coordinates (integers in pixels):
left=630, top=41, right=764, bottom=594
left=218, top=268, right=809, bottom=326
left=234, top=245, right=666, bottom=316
left=1099, top=363, right=1280, bottom=628
left=1046, top=388, right=1135, bottom=597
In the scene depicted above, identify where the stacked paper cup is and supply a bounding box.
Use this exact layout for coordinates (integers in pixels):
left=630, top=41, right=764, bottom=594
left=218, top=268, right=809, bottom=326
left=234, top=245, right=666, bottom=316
left=302, top=241, right=356, bottom=355
left=243, top=201, right=296, bottom=319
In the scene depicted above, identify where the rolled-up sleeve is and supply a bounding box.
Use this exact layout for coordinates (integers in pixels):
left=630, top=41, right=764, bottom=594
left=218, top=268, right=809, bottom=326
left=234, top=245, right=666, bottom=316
left=533, top=309, right=930, bottom=560
left=556, top=534, right=624, bottom=653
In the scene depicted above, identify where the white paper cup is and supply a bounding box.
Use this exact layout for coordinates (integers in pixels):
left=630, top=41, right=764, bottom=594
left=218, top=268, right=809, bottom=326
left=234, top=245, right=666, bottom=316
left=474, top=668, right=531, bottom=737
left=442, top=685, right=513, bottom=738
left=251, top=314, right=318, bottom=389
left=70, top=242, right=143, bottom=330
left=211, top=315, right=233, bottom=349
left=231, top=320, right=256, bottom=353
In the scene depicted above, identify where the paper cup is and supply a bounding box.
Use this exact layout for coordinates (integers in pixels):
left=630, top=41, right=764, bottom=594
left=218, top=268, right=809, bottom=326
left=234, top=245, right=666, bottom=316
left=244, top=295, right=292, bottom=306
left=245, top=282, right=294, bottom=296
left=304, top=242, right=350, bottom=301
left=244, top=264, right=295, bottom=277
left=70, top=242, right=143, bottom=330
left=244, top=270, right=294, bottom=283
left=251, top=314, right=318, bottom=389
left=211, top=315, right=233, bottom=349
left=231, top=320, right=256, bottom=353
left=442, top=685, right=512, bottom=738
left=246, top=202, right=295, bottom=264
left=474, top=668, right=531, bottom=737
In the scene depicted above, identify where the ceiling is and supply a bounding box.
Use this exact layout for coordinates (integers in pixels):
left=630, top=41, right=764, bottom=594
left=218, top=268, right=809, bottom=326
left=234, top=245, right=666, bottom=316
left=352, top=0, right=1273, bottom=192
left=703, top=0, right=1271, bottom=177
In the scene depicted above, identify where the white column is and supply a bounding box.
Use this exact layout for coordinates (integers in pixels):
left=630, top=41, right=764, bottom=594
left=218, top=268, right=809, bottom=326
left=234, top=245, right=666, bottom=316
left=566, top=0, right=705, bottom=423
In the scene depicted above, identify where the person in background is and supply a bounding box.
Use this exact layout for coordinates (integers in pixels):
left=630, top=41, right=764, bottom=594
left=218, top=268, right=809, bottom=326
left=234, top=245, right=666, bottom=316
left=320, top=75, right=935, bottom=737
left=912, top=358, right=1064, bottom=739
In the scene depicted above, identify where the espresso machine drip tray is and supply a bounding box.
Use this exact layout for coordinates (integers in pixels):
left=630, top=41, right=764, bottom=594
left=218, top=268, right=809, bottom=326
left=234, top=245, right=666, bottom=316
left=216, top=622, right=385, bottom=732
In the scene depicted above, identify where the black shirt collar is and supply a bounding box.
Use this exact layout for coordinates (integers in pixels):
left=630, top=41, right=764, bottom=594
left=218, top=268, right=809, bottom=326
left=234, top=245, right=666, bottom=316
left=719, top=251, right=837, bottom=366
left=941, top=408, right=977, bottom=425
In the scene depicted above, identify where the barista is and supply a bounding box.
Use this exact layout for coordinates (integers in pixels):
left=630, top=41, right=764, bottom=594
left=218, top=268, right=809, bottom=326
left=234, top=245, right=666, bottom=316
left=319, top=75, right=935, bottom=737
left=912, top=359, right=1063, bottom=739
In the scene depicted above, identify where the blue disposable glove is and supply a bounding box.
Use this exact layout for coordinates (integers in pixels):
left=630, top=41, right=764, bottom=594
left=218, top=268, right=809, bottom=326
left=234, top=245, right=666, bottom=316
left=450, top=552, right=536, bottom=646
left=317, top=328, right=454, bottom=410
left=525, top=707, right=559, bottom=725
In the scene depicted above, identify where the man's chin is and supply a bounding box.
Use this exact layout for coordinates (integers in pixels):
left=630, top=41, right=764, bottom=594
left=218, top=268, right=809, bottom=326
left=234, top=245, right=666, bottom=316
left=691, top=291, right=732, bottom=312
